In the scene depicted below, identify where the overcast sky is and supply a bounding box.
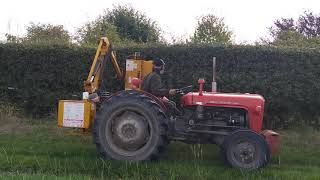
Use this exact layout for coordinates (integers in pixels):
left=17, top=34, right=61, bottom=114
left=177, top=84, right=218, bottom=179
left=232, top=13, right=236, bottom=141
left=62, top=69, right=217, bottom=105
left=0, top=0, right=319, bottom=43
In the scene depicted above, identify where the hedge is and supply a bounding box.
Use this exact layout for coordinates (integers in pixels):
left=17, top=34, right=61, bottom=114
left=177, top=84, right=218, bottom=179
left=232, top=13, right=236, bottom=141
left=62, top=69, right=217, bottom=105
left=0, top=43, right=319, bottom=129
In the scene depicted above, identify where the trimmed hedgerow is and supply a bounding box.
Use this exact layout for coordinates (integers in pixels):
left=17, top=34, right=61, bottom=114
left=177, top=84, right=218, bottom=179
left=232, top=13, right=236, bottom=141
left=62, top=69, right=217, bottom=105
left=0, top=43, right=319, bottom=128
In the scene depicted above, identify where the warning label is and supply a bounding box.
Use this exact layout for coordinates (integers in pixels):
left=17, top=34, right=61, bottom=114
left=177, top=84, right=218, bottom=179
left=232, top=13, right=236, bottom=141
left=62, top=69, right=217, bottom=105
left=126, top=60, right=137, bottom=71
left=63, top=102, right=84, bottom=128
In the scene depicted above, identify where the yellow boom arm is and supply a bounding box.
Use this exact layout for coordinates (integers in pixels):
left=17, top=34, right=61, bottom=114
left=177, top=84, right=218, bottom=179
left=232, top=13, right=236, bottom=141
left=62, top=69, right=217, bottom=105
left=58, top=37, right=153, bottom=130
left=84, top=37, right=123, bottom=93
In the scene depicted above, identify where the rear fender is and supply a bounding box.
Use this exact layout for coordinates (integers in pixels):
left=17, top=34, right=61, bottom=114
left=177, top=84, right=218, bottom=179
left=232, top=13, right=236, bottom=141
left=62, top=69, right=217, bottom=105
left=106, top=90, right=167, bottom=112
left=139, top=91, right=168, bottom=112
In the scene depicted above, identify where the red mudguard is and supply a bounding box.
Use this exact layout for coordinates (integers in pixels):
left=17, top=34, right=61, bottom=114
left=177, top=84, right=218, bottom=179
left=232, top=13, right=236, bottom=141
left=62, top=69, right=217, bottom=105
left=260, top=130, right=280, bottom=155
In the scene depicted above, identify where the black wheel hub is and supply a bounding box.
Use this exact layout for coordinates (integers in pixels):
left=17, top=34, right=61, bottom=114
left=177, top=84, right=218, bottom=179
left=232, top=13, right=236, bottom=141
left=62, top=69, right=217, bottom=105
left=112, top=111, right=149, bottom=151
left=121, top=124, right=137, bottom=138
left=233, top=142, right=256, bottom=164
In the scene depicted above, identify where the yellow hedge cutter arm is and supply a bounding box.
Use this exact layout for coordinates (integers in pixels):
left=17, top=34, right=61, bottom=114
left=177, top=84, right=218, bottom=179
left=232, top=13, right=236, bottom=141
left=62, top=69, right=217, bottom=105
left=58, top=37, right=123, bottom=129
left=58, top=36, right=152, bottom=129
left=84, top=37, right=123, bottom=94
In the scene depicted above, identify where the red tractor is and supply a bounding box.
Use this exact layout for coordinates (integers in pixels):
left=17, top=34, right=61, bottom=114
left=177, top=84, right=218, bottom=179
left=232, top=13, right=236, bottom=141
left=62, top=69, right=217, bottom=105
left=58, top=37, right=280, bottom=170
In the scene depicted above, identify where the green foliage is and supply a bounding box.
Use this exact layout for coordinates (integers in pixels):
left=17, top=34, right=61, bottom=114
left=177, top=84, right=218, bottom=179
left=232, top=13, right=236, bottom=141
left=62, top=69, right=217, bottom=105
left=0, top=43, right=92, bottom=117
left=76, top=18, right=124, bottom=46
left=76, top=5, right=162, bottom=46
left=191, top=14, right=233, bottom=44
left=5, top=34, right=22, bottom=43
left=0, top=44, right=319, bottom=128
left=266, top=11, right=320, bottom=47
left=105, top=5, right=161, bottom=43
left=25, top=23, right=71, bottom=44
left=273, top=30, right=305, bottom=45
left=5, top=23, right=71, bottom=45
left=272, top=30, right=320, bottom=48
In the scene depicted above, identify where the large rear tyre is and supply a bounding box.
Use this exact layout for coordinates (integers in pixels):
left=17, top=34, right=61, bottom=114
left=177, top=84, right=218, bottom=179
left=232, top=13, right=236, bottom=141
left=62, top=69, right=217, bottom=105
left=221, top=130, right=270, bottom=170
left=93, top=90, right=169, bottom=161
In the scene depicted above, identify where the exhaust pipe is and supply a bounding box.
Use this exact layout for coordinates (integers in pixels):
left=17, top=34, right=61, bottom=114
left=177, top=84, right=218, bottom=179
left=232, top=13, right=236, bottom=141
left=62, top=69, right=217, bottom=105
left=212, top=57, right=217, bottom=92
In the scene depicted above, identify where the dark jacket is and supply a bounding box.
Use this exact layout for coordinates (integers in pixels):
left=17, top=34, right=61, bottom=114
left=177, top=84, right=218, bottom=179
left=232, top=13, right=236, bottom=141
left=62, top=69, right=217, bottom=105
left=141, top=72, right=169, bottom=97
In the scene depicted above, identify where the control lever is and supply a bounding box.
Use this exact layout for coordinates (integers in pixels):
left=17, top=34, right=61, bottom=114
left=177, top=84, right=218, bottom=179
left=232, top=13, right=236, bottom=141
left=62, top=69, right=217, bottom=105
left=176, top=85, right=193, bottom=95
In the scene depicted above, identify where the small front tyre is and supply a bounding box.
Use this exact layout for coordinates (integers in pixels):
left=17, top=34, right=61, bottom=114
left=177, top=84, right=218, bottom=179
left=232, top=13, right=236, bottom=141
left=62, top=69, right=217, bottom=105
left=221, top=130, right=270, bottom=170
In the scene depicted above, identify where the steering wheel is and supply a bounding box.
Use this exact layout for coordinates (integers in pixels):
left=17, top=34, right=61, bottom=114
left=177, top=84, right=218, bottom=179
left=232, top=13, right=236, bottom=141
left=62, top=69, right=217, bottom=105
left=176, top=85, right=193, bottom=95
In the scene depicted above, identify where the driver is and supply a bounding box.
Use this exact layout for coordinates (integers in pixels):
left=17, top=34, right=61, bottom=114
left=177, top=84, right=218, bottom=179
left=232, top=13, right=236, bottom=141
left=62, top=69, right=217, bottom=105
left=141, top=58, right=176, bottom=97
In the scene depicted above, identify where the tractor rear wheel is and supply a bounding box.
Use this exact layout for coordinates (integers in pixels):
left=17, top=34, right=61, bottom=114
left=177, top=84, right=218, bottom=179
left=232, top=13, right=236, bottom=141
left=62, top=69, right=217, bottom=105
left=93, top=90, right=169, bottom=161
left=221, top=130, right=270, bottom=170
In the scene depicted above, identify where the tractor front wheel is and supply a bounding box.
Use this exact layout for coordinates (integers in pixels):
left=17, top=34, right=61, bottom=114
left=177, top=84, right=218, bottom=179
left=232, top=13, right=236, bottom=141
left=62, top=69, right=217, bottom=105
left=221, top=130, right=270, bottom=170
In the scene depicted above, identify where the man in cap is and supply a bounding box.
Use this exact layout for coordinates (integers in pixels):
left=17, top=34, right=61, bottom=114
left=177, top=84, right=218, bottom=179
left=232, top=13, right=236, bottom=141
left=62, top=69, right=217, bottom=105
left=141, top=58, right=176, bottom=97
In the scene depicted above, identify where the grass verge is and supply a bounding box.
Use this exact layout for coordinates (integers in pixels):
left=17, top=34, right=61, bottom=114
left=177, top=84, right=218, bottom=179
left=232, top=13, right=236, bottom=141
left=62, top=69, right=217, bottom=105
left=0, top=119, right=319, bottom=180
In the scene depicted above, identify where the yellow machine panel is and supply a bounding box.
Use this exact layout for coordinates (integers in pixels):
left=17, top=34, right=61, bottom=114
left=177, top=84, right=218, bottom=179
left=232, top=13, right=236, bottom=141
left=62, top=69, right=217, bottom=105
left=58, top=37, right=152, bottom=130
left=125, top=59, right=153, bottom=90
left=142, top=60, right=153, bottom=77
left=58, top=100, right=95, bottom=129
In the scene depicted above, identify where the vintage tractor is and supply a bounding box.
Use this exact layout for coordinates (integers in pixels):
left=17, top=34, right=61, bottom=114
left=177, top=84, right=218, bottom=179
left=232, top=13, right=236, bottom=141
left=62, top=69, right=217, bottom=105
left=58, top=37, right=280, bottom=170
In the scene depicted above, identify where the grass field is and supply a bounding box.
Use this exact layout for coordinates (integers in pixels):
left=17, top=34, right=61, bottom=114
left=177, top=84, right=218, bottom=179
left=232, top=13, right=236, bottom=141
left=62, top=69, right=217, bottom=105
left=0, top=117, right=319, bottom=180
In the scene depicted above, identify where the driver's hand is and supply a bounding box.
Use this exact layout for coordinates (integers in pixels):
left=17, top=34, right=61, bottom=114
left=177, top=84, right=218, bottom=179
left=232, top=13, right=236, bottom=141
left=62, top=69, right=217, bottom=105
left=169, top=89, right=177, bottom=95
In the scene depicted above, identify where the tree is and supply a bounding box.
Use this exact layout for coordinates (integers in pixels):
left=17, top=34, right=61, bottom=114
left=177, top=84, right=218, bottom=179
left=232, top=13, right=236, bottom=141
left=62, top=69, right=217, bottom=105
left=105, top=5, right=161, bottom=43
left=272, top=30, right=306, bottom=46
left=267, top=11, right=320, bottom=48
left=5, top=23, right=71, bottom=44
left=5, top=33, right=22, bottom=43
left=76, top=20, right=123, bottom=46
left=269, top=18, right=296, bottom=38
left=24, top=23, right=71, bottom=44
left=191, top=14, right=233, bottom=44
left=76, top=5, right=162, bottom=45
left=297, top=11, right=320, bottom=38
left=271, top=30, right=320, bottom=48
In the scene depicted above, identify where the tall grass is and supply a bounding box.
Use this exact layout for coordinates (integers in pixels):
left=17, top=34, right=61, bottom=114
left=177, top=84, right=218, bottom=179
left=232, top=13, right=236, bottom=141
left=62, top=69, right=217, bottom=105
left=0, top=102, right=19, bottom=122
left=0, top=120, right=319, bottom=179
